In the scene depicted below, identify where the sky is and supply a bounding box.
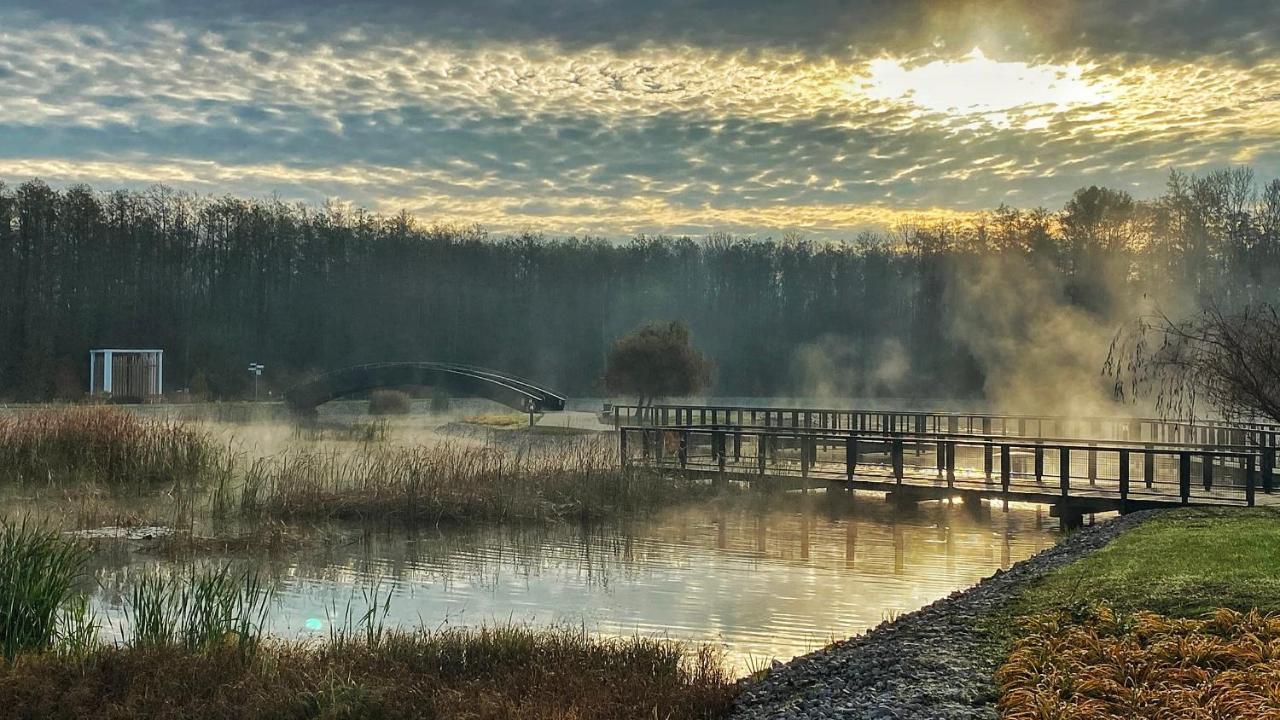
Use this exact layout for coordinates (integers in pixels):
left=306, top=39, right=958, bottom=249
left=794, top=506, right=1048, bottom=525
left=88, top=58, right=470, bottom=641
left=1, top=0, right=1278, bottom=238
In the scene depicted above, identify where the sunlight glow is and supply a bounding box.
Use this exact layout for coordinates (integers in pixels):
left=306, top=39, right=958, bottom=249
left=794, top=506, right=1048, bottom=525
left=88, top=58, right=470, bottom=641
left=864, top=48, right=1111, bottom=116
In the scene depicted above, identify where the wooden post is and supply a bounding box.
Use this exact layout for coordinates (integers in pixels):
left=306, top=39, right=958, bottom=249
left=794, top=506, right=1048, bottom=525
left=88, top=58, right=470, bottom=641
left=801, top=435, right=810, bottom=478
left=846, top=436, right=857, bottom=481
left=892, top=437, right=904, bottom=483
left=1179, top=452, right=1191, bottom=503
left=1059, top=447, right=1070, bottom=497
left=1000, top=445, right=1011, bottom=497
left=679, top=431, right=688, bottom=469
left=1144, top=445, right=1155, bottom=488
left=1202, top=453, right=1213, bottom=491
left=757, top=434, right=766, bottom=475
left=983, top=440, right=993, bottom=480
left=716, top=431, right=726, bottom=474
left=936, top=440, right=946, bottom=476
left=1264, top=445, right=1274, bottom=494
left=1034, top=445, right=1044, bottom=483
left=1087, top=444, right=1097, bottom=486
left=1247, top=454, right=1257, bottom=507
left=620, top=430, right=629, bottom=468
left=946, top=442, right=955, bottom=488
left=1119, top=449, right=1130, bottom=506
left=733, top=431, right=742, bottom=461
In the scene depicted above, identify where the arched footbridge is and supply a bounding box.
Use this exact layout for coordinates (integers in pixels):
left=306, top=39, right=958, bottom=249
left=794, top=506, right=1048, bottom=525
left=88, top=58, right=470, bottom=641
left=284, top=362, right=566, bottom=414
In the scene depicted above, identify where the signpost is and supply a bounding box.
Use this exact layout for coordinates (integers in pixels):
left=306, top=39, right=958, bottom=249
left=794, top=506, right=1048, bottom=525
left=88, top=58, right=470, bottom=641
left=248, top=363, right=264, bottom=400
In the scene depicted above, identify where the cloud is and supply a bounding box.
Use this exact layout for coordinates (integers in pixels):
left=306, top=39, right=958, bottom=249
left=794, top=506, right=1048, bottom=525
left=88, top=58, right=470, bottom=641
left=0, top=5, right=1277, bottom=237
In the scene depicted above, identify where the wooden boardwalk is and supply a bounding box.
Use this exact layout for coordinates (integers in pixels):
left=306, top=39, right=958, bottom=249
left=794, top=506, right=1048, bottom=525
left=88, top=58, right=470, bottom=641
left=612, top=403, right=1280, bottom=449
left=618, top=423, right=1275, bottom=527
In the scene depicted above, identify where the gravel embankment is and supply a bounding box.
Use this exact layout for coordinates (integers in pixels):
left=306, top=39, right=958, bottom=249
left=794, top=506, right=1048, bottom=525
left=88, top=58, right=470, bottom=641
left=731, top=510, right=1161, bottom=720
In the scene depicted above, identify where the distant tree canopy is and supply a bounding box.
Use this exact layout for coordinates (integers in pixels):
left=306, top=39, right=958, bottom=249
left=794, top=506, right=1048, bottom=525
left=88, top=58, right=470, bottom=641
left=603, top=321, right=712, bottom=405
left=1, top=167, right=1279, bottom=406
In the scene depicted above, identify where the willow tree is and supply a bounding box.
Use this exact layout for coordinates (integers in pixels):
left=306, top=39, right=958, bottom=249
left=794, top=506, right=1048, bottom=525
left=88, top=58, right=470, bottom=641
left=1106, top=302, right=1280, bottom=423
left=604, top=321, right=712, bottom=406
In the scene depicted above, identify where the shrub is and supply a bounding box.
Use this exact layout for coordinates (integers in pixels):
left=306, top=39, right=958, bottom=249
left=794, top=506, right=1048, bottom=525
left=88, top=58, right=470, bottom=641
left=999, top=603, right=1280, bottom=719
left=429, top=387, right=450, bottom=413
left=368, top=390, right=411, bottom=416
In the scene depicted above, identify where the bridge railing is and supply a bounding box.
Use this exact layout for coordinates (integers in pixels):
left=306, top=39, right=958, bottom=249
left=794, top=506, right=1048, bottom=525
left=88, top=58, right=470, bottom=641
left=611, top=403, right=1280, bottom=452
left=619, top=425, right=1265, bottom=508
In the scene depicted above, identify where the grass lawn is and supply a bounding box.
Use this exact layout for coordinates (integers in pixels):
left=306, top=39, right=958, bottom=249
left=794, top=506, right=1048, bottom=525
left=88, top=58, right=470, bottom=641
left=1010, top=507, right=1280, bottom=619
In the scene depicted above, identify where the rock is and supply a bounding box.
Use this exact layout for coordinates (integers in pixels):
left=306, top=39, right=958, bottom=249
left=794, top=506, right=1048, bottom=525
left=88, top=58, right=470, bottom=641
left=730, top=511, right=1160, bottom=720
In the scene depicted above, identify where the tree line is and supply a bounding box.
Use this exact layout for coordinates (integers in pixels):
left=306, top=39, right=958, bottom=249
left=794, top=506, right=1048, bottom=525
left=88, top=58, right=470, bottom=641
left=1, top=167, right=1278, bottom=404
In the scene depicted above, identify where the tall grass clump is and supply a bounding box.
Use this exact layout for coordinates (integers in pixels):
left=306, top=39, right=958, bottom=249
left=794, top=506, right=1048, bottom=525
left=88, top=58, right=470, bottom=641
left=125, top=566, right=272, bottom=659
left=0, top=520, right=90, bottom=660
left=0, top=407, right=221, bottom=489
left=242, top=437, right=711, bottom=524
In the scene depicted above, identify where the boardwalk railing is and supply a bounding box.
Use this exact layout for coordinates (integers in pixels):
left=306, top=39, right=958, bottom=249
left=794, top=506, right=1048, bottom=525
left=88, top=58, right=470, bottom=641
left=612, top=403, right=1280, bottom=451
left=619, top=425, right=1266, bottom=510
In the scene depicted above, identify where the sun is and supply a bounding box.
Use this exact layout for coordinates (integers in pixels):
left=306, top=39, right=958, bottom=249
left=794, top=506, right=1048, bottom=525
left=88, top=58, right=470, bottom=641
left=862, top=47, right=1112, bottom=119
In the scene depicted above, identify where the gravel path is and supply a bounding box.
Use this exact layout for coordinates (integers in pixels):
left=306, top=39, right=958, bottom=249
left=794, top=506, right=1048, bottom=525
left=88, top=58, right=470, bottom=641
left=731, top=510, right=1161, bottom=720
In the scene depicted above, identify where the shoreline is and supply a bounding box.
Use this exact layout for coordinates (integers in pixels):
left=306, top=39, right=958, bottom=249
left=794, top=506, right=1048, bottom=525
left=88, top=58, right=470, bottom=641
left=731, top=509, right=1162, bottom=720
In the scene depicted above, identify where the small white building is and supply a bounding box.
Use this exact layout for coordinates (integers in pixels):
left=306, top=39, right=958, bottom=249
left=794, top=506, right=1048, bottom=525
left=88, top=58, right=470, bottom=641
left=89, top=349, right=164, bottom=400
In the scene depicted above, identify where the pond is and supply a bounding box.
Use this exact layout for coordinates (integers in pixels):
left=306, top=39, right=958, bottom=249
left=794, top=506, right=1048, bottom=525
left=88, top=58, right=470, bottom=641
left=83, top=494, right=1059, bottom=671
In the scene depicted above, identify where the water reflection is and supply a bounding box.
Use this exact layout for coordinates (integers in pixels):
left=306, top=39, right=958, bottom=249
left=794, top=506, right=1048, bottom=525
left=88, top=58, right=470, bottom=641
left=85, top=495, right=1057, bottom=670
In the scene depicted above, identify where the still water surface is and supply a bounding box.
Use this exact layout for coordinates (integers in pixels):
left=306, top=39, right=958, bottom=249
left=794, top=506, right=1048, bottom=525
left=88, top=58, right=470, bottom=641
left=86, top=496, right=1058, bottom=670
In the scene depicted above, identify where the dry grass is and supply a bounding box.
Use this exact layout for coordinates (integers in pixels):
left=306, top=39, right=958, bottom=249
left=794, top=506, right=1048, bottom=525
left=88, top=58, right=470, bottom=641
left=0, top=407, right=222, bottom=489
left=463, top=412, right=529, bottom=428
left=239, top=438, right=712, bottom=524
left=0, top=626, right=736, bottom=720
left=998, top=604, right=1280, bottom=719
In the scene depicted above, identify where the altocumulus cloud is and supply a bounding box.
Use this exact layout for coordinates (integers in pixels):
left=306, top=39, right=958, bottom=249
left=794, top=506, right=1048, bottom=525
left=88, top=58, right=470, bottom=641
left=0, top=0, right=1278, bottom=237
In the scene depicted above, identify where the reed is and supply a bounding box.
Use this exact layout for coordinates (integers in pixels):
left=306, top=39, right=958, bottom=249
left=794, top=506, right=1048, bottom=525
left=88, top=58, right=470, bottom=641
left=124, top=566, right=272, bottom=659
left=0, top=519, right=90, bottom=660
left=243, top=437, right=712, bottom=524
left=0, top=407, right=221, bottom=489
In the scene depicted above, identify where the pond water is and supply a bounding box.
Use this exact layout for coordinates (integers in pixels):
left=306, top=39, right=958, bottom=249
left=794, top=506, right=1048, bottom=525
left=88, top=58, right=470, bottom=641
left=83, top=495, right=1060, bottom=671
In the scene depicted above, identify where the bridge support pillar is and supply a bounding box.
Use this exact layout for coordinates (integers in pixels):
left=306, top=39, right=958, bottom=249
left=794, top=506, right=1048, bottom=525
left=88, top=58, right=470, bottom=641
left=958, top=493, right=988, bottom=520
left=1050, top=503, right=1086, bottom=531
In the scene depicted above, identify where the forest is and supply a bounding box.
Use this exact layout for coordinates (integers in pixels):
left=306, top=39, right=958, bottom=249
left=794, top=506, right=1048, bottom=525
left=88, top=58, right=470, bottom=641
left=1, top=167, right=1278, bottom=407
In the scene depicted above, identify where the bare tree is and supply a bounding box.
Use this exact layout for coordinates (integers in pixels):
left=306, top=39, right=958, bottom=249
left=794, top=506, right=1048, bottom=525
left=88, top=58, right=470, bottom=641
left=1106, top=302, right=1280, bottom=423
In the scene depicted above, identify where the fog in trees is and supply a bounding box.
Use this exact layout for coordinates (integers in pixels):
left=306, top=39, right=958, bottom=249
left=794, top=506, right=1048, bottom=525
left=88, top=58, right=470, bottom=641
left=2, top=167, right=1279, bottom=412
